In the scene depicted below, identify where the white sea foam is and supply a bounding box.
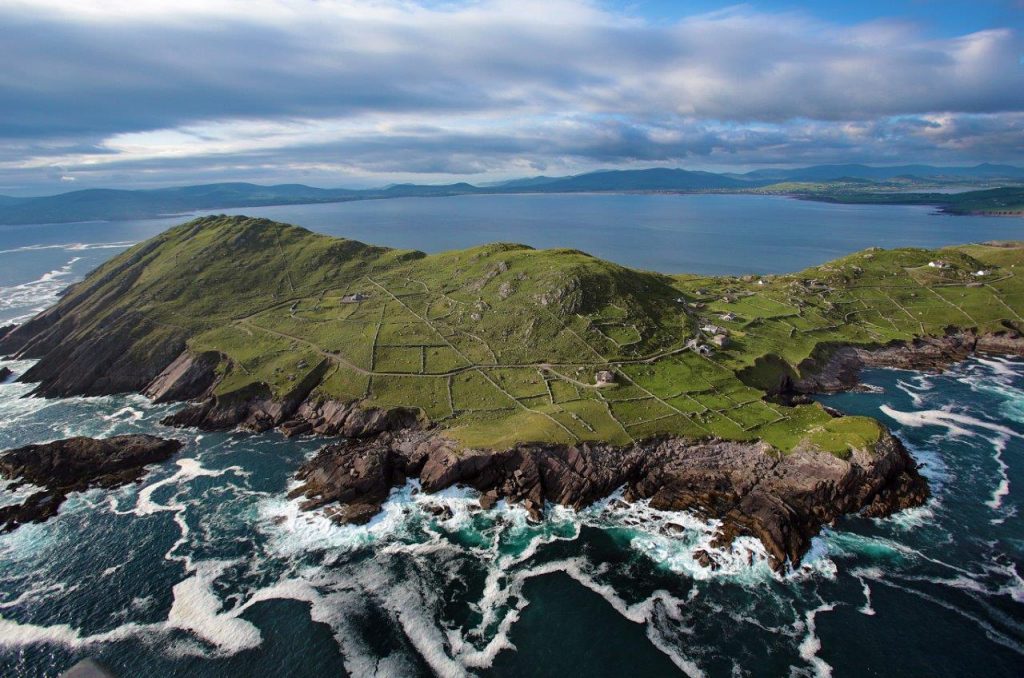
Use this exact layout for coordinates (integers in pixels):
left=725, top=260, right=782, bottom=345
left=101, top=405, right=145, bottom=423
left=0, top=582, right=73, bottom=610
left=895, top=374, right=933, bottom=407
left=975, top=356, right=1024, bottom=380
left=960, top=358, right=1024, bottom=418
left=0, top=241, right=136, bottom=256
left=101, top=564, right=125, bottom=578
left=0, top=616, right=149, bottom=649
left=255, top=484, right=738, bottom=674
left=505, top=557, right=706, bottom=676
left=0, top=257, right=83, bottom=324
left=588, top=497, right=775, bottom=582
left=851, top=567, right=882, bottom=616
left=0, top=562, right=314, bottom=658
left=166, top=560, right=262, bottom=654
left=135, top=458, right=235, bottom=517
left=873, top=578, right=1024, bottom=656
left=795, top=602, right=836, bottom=678
left=985, top=434, right=1012, bottom=511
left=885, top=402, right=1018, bottom=514
left=881, top=405, right=1023, bottom=442
left=0, top=477, right=46, bottom=510
left=788, top=537, right=838, bottom=582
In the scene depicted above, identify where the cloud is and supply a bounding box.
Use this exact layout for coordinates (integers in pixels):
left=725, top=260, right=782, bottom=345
left=0, top=0, right=1021, bottom=192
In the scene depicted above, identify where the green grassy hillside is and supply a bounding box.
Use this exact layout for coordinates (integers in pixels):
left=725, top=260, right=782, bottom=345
left=31, top=215, right=1024, bottom=453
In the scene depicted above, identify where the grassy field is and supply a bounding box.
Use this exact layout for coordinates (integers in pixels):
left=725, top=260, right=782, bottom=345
left=67, top=215, right=1024, bottom=454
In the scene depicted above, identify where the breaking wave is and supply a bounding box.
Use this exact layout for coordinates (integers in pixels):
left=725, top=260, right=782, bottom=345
left=1, top=355, right=1022, bottom=675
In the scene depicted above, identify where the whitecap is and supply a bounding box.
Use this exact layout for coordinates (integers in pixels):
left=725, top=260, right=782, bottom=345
left=794, top=602, right=836, bottom=678
left=166, top=560, right=262, bottom=654
left=0, top=241, right=135, bottom=256
left=851, top=567, right=882, bottom=616
left=0, top=616, right=149, bottom=650
left=985, top=434, right=1012, bottom=511
left=879, top=405, right=1022, bottom=440
left=0, top=257, right=83, bottom=324
left=975, top=356, right=1024, bottom=380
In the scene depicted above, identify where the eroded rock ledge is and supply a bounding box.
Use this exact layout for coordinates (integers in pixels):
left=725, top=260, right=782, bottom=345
left=793, top=329, right=1024, bottom=393
left=0, top=434, right=182, bottom=532
left=3, top=329, right=1016, bottom=568
left=288, top=430, right=927, bottom=571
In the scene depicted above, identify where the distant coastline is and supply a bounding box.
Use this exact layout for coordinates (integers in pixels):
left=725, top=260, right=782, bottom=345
left=2, top=163, right=1022, bottom=226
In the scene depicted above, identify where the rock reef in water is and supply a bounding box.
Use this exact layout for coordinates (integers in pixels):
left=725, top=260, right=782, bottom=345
left=289, top=429, right=926, bottom=571
left=0, top=434, right=182, bottom=532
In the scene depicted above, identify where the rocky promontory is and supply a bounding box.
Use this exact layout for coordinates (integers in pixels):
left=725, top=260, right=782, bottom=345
left=0, top=435, right=183, bottom=531
left=1, top=219, right=1020, bottom=570
left=792, top=329, right=1024, bottom=394
left=289, top=428, right=927, bottom=571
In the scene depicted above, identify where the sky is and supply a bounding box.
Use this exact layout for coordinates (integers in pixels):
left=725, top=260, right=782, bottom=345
left=0, top=0, right=1022, bottom=195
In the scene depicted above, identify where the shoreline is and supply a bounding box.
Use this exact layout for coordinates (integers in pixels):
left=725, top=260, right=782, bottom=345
left=2, top=188, right=1020, bottom=228
left=1, top=218, right=1021, bottom=572
left=6, top=329, right=1021, bottom=570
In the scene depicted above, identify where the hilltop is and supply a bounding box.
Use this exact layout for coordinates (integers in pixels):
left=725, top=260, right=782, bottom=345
left=5, top=214, right=1021, bottom=451
left=2, top=215, right=1022, bottom=567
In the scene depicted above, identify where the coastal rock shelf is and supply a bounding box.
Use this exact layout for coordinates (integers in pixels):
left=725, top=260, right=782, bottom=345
left=290, top=430, right=927, bottom=571
left=1, top=215, right=1021, bottom=567
left=0, top=434, right=183, bottom=532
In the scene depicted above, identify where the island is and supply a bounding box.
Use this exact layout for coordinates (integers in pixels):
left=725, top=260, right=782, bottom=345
left=1, top=215, right=1021, bottom=569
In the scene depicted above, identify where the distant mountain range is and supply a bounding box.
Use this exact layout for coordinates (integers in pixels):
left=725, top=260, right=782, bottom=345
left=731, top=163, right=1024, bottom=183
left=493, top=167, right=750, bottom=191
left=1, top=163, right=1021, bottom=225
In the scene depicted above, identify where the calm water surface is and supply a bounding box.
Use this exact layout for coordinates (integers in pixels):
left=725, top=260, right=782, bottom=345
left=2, top=193, right=1022, bottom=324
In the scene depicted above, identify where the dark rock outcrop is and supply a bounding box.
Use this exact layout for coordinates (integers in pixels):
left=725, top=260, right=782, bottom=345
left=289, top=430, right=927, bottom=571
left=151, top=350, right=421, bottom=437
left=794, top=329, right=1024, bottom=394
left=161, top=359, right=330, bottom=432
left=143, top=350, right=222, bottom=403
left=0, top=366, right=12, bottom=383
left=5, top=308, right=188, bottom=398
left=282, top=399, right=422, bottom=438
left=0, top=434, right=183, bottom=532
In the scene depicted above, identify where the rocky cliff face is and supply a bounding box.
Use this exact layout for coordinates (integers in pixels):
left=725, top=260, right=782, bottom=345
left=155, top=354, right=422, bottom=438
left=0, top=237, right=189, bottom=398
left=289, top=429, right=927, bottom=571
left=2, top=315, right=1013, bottom=569
left=794, top=329, right=1024, bottom=393
left=143, top=350, right=223, bottom=403
left=0, top=434, right=183, bottom=531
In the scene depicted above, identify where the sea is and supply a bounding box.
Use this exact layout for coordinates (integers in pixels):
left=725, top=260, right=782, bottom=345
left=0, top=194, right=1022, bottom=677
